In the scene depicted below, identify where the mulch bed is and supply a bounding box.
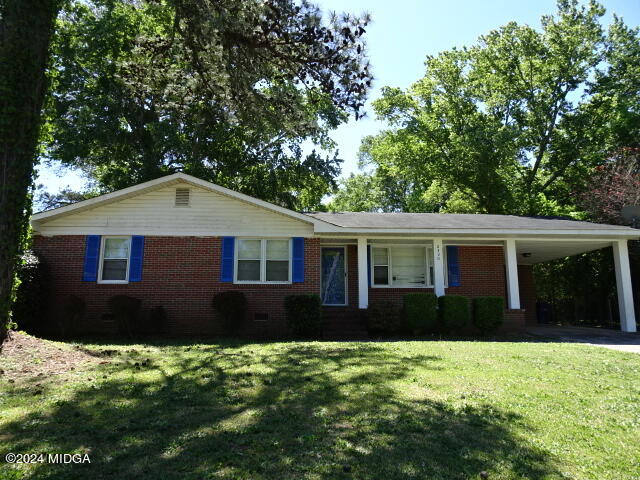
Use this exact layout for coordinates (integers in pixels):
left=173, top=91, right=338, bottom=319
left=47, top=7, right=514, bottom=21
left=0, top=331, right=105, bottom=382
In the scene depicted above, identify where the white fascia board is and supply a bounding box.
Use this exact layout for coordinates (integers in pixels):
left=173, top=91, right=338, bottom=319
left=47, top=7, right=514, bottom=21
left=31, top=172, right=336, bottom=230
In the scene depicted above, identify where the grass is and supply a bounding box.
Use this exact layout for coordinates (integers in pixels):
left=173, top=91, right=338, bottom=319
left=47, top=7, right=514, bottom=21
left=1, top=336, right=639, bottom=479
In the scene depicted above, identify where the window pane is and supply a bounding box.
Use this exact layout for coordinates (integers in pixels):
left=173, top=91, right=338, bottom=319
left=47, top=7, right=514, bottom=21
left=266, top=260, right=289, bottom=281
left=238, top=240, right=261, bottom=260
left=102, top=259, right=127, bottom=280
left=373, top=266, right=389, bottom=285
left=237, top=259, right=260, bottom=281
left=391, top=246, right=426, bottom=285
left=373, top=247, right=388, bottom=265
left=266, top=240, right=289, bottom=260
left=104, top=238, right=129, bottom=259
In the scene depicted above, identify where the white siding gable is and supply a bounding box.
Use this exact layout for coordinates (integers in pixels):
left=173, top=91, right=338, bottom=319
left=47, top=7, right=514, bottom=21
left=34, top=183, right=314, bottom=237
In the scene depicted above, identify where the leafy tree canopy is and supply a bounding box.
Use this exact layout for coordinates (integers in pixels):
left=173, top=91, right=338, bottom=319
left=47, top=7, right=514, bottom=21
left=44, top=0, right=372, bottom=210
left=338, top=0, right=639, bottom=216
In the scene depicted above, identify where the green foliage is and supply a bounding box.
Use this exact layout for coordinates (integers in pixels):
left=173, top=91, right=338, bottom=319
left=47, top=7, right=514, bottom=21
left=284, top=294, right=322, bottom=338
left=366, top=301, right=401, bottom=334
left=438, top=295, right=470, bottom=332
left=45, top=0, right=372, bottom=211
left=12, top=251, right=50, bottom=335
left=108, top=295, right=141, bottom=337
left=212, top=291, right=248, bottom=335
left=403, top=293, right=438, bottom=334
left=336, top=0, right=640, bottom=217
left=59, top=295, right=85, bottom=338
left=0, top=0, right=62, bottom=346
left=473, top=297, right=505, bottom=334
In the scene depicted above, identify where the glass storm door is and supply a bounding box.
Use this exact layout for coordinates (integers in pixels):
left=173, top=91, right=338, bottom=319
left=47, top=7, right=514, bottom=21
left=321, top=247, right=346, bottom=305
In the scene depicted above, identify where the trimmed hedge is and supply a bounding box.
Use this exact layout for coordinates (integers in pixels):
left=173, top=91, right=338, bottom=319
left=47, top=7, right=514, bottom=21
left=108, top=295, right=141, bottom=337
left=59, top=295, right=85, bottom=338
left=403, top=293, right=438, bottom=334
left=285, top=294, right=322, bottom=338
left=367, top=301, right=401, bottom=335
left=473, top=296, right=504, bottom=334
left=212, top=291, right=248, bottom=335
left=438, top=295, right=470, bottom=332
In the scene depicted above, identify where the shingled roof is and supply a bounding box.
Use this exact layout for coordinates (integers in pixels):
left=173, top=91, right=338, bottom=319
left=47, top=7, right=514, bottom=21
left=305, top=212, right=637, bottom=233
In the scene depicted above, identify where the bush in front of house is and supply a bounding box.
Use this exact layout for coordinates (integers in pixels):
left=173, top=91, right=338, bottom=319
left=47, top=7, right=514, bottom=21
left=285, top=294, right=322, bottom=338
left=403, top=293, right=438, bottom=334
left=438, top=295, right=470, bottom=333
left=108, top=295, right=141, bottom=337
left=473, top=296, right=504, bottom=334
left=134, top=305, right=167, bottom=336
left=366, top=301, right=401, bottom=335
left=59, top=295, right=85, bottom=337
left=12, top=251, right=50, bottom=336
left=212, top=291, right=247, bottom=335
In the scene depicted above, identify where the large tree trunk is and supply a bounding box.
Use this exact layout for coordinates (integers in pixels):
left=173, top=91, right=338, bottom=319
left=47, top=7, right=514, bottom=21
left=0, top=0, right=61, bottom=347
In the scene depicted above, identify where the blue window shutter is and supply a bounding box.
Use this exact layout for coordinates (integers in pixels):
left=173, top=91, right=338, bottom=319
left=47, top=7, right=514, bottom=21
left=367, top=245, right=371, bottom=287
left=129, top=236, right=145, bottom=282
left=82, top=235, right=101, bottom=282
left=292, top=237, right=304, bottom=283
left=447, top=245, right=461, bottom=286
left=220, top=237, right=235, bottom=282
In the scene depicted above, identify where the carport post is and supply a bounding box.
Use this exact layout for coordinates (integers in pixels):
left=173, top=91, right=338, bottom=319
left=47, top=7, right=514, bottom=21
left=504, top=239, right=521, bottom=310
left=357, top=237, right=369, bottom=309
left=613, top=239, right=637, bottom=333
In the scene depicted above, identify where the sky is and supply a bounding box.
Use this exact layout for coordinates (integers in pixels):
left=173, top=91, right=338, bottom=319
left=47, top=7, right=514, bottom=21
left=36, top=0, right=640, bottom=196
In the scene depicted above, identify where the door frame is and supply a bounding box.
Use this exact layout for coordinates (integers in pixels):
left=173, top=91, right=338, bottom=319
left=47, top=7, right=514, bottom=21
left=320, top=245, right=348, bottom=306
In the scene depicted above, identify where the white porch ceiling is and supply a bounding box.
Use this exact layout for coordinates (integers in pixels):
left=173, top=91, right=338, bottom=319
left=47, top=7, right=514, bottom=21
left=516, top=240, right=613, bottom=265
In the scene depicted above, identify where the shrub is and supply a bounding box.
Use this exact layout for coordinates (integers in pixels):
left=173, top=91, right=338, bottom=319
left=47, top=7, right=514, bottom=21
left=285, top=294, right=322, bottom=338
left=473, top=296, right=505, bottom=334
left=212, top=291, right=247, bottom=335
left=12, top=251, right=50, bottom=335
left=438, top=295, right=470, bottom=333
left=148, top=306, right=167, bottom=335
left=108, top=295, right=141, bottom=337
left=59, top=295, right=85, bottom=338
left=366, top=301, right=401, bottom=335
left=403, top=293, right=438, bottom=334
left=135, top=306, right=167, bottom=336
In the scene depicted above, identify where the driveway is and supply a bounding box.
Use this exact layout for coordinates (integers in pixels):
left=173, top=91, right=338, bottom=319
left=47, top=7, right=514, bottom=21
left=526, top=325, right=640, bottom=353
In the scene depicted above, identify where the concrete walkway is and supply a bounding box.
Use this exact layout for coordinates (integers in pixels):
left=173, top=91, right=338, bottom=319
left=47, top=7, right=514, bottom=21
left=526, top=325, right=640, bottom=353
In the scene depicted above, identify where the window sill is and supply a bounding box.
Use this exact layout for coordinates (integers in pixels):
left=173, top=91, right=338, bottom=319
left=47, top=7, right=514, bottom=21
left=97, top=280, right=129, bottom=285
left=233, top=281, right=292, bottom=285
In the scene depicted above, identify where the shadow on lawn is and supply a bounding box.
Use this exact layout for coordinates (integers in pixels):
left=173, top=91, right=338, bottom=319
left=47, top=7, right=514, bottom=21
left=2, top=342, right=565, bottom=480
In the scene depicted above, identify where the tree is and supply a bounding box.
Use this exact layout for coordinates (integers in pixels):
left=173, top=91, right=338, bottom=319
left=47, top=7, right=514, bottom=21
left=45, top=0, right=372, bottom=210
left=0, top=0, right=63, bottom=345
left=353, top=0, right=608, bottom=215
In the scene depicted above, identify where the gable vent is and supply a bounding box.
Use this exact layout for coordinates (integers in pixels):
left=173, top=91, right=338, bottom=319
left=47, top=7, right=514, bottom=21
left=175, top=188, right=190, bottom=207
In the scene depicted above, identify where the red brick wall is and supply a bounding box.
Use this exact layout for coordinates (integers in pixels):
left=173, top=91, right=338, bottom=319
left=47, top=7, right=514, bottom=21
left=518, top=265, right=537, bottom=325
left=33, top=235, right=320, bottom=337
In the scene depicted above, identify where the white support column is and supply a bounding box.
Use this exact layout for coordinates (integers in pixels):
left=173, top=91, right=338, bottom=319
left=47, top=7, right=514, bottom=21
left=357, top=237, right=369, bottom=309
left=613, top=239, right=637, bottom=333
left=504, top=239, right=521, bottom=310
left=433, top=239, right=445, bottom=297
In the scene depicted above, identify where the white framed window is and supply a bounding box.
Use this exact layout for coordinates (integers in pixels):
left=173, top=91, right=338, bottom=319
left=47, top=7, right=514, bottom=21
left=235, top=238, right=291, bottom=284
left=371, top=244, right=443, bottom=288
left=98, top=236, right=131, bottom=284
left=372, top=247, right=390, bottom=285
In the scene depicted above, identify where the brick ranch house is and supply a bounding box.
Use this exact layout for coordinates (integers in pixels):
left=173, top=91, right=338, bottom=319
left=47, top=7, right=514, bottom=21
left=31, top=173, right=639, bottom=337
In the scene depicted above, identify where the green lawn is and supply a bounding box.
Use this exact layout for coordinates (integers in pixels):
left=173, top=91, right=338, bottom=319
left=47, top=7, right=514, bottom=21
left=1, top=337, right=639, bottom=479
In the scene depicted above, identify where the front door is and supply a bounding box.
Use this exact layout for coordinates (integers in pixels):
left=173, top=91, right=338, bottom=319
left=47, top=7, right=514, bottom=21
left=321, top=247, right=347, bottom=305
